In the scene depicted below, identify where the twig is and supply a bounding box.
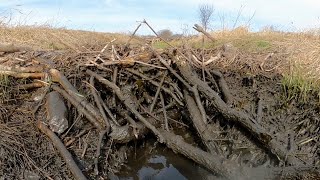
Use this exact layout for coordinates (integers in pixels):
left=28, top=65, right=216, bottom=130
left=125, top=68, right=183, bottom=106
left=149, top=71, right=167, bottom=112
left=37, top=121, right=87, bottom=180
left=160, top=92, right=169, bottom=131
left=94, top=39, right=116, bottom=62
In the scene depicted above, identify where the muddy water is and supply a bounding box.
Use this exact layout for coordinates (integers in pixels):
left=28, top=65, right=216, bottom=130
left=114, top=140, right=216, bottom=180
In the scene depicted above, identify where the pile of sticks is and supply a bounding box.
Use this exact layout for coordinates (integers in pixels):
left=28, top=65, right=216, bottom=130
left=1, top=22, right=318, bottom=180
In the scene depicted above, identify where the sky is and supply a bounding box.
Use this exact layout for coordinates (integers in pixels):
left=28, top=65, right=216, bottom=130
left=0, top=0, right=320, bottom=35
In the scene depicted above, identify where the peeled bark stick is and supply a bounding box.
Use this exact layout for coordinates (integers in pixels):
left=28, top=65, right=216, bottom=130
left=184, top=91, right=217, bottom=154
left=149, top=71, right=167, bottom=112
left=126, top=68, right=183, bottom=106
left=193, top=24, right=215, bottom=42
left=89, top=76, right=110, bottom=133
left=51, top=85, right=103, bottom=130
left=17, top=82, right=44, bottom=90
left=176, top=59, right=302, bottom=166
left=37, top=121, right=87, bottom=180
left=0, top=71, right=46, bottom=79
left=49, top=69, right=105, bottom=127
left=87, top=69, right=164, bottom=142
left=46, top=91, right=68, bottom=134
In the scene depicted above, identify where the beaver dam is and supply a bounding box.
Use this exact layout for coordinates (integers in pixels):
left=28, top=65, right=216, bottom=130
left=0, top=22, right=319, bottom=179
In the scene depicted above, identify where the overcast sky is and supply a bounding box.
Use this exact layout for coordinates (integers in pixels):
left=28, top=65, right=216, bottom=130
left=0, top=0, right=320, bottom=34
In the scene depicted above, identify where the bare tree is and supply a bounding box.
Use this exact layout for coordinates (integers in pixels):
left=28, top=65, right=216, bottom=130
left=157, top=29, right=173, bottom=40
left=198, top=4, right=214, bottom=31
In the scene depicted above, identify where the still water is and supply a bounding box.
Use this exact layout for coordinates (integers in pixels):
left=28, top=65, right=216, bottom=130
left=114, top=140, right=216, bottom=180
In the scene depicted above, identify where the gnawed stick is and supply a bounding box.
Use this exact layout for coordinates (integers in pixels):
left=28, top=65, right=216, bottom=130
left=87, top=70, right=165, bottom=142
left=51, top=85, right=104, bottom=130
left=37, top=121, right=87, bottom=180
left=17, top=82, right=44, bottom=90
left=0, top=71, right=46, bottom=79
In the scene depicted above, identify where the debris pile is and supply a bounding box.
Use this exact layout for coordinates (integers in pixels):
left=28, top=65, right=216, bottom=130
left=0, top=22, right=319, bottom=179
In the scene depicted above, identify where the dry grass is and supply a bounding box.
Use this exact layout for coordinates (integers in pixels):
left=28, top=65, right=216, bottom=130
left=0, top=25, right=134, bottom=51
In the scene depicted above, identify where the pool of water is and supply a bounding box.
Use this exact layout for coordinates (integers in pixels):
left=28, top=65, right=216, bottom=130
left=113, top=140, right=216, bottom=180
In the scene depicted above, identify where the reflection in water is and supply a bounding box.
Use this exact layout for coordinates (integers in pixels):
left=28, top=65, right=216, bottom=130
left=114, top=140, right=216, bottom=180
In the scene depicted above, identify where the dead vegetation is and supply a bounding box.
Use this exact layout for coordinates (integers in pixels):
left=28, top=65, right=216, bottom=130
left=0, top=22, right=319, bottom=179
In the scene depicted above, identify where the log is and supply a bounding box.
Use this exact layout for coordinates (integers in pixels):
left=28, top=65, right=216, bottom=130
left=184, top=91, right=218, bottom=154
left=45, top=91, right=68, bottom=134
left=37, top=121, right=87, bottom=180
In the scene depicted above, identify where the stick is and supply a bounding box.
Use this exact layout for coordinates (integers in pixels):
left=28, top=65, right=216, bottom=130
left=0, top=71, right=46, bottom=79
left=94, top=129, right=107, bottom=175
left=89, top=76, right=111, bottom=133
left=192, top=85, right=207, bottom=124
left=125, top=23, right=142, bottom=46
left=193, top=24, right=215, bottom=42
left=160, top=92, right=169, bottom=131
left=149, top=71, right=167, bottom=112
left=37, top=121, right=87, bottom=180
left=125, top=68, right=183, bottom=106
left=52, top=85, right=104, bottom=130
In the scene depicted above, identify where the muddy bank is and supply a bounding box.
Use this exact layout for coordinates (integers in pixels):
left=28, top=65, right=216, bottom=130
left=0, top=39, right=319, bottom=180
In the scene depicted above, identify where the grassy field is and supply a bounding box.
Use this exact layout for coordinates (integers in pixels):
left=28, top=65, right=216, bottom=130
left=1, top=24, right=320, bottom=103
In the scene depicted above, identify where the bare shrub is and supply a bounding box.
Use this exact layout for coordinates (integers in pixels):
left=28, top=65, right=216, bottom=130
left=158, top=29, right=173, bottom=40
left=198, top=4, right=214, bottom=31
